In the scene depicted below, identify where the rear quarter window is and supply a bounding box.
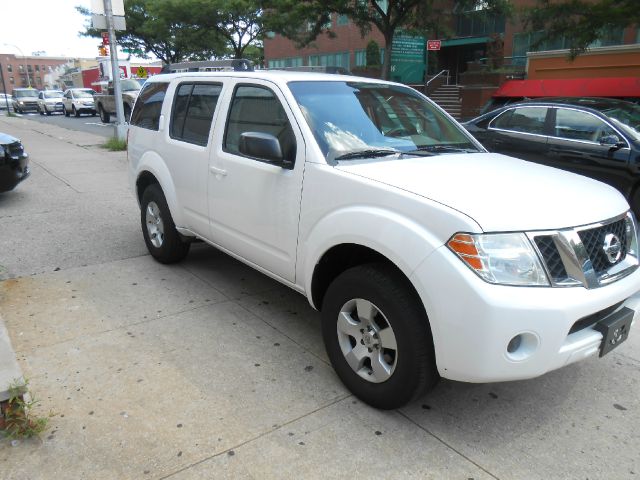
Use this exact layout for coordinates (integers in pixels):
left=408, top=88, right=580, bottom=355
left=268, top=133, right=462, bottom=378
left=130, top=82, right=169, bottom=131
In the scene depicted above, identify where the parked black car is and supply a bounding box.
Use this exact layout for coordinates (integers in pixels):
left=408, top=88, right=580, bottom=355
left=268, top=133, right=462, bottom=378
left=0, top=133, right=29, bottom=193
left=463, top=97, right=640, bottom=216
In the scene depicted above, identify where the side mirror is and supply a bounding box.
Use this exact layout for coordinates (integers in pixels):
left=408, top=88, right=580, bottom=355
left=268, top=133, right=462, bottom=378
left=239, top=132, right=289, bottom=167
left=600, top=134, right=625, bottom=150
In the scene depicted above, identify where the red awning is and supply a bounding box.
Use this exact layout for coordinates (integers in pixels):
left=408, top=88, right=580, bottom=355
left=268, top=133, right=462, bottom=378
left=493, top=77, right=640, bottom=98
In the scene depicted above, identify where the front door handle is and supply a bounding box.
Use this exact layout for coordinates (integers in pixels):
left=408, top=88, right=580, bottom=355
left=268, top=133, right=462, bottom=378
left=209, top=166, right=227, bottom=177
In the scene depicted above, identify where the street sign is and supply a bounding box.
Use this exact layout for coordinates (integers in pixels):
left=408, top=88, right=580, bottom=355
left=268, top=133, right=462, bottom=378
left=136, top=66, right=147, bottom=78
left=101, top=32, right=110, bottom=45
left=390, top=31, right=426, bottom=83
left=427, top=40, right=442, bottom=51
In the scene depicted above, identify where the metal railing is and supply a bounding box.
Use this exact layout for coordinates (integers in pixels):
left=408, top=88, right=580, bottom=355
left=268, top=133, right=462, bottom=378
left=426, top=69, right=450, bottom=88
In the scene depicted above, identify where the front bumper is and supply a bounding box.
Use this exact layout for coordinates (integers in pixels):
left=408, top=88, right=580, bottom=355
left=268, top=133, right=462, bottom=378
left=0, top=152, right=30, bottom=192
left=411, top=245, right=640, bottom=383
left=45, top=102, right=64, bottom=112
left=16, top=102, right=38, bottom=112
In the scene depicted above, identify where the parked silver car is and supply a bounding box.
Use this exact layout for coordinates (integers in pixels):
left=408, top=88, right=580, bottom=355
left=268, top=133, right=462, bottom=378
left=37, top=90, right=65, bottom=115
left=62, top=88, right=97, bottom=117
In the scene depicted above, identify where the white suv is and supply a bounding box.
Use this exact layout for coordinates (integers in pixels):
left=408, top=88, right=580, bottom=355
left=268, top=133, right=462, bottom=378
left=128, top=70, right=640, bottom=409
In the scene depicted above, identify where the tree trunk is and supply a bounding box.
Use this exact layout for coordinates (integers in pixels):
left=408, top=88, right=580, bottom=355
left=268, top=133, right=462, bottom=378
left=381, top=33, right=393, bottom=80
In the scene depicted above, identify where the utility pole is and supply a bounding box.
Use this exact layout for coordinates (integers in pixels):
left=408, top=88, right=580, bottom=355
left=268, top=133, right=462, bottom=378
left=104, top=0, right=127, bottom=140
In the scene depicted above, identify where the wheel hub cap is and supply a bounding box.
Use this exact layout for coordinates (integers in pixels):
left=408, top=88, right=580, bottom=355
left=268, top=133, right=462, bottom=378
left=145, top=201, right=164, bottom=248
left=336, top=298, right=398, bottom=384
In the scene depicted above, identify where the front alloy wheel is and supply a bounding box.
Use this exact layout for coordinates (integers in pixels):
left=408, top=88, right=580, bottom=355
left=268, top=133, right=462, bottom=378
left=336, top=299, right=398, bottom=383
left=322, top=263, right=438, bottom=410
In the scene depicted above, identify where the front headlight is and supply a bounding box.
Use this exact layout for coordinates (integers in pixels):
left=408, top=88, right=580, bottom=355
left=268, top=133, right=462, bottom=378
left=18, top=101, right=25, bottom=105
left=448, top=232, right=549, bottom=286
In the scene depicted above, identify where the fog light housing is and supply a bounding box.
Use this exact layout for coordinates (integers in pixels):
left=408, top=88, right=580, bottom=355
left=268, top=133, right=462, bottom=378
left=507, top=335, right=522, bottom=353
left=505, top=332, right=539, bottom=361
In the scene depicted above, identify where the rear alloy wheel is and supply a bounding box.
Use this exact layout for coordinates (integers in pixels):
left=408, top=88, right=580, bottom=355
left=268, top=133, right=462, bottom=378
left=321, top=263, right=438, bottom=409
left=140, top=184, right=190, bottom=264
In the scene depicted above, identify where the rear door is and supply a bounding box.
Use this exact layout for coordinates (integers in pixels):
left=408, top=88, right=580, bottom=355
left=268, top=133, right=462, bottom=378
left=547, top=107, right=632, bottom=194
left=486, top=106, right=551, bottom=163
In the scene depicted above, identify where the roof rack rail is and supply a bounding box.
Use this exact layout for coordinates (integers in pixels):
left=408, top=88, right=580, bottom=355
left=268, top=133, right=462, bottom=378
left=161, top=59, right=253, bottom=74
left=269, top=66, right=352, bottom=75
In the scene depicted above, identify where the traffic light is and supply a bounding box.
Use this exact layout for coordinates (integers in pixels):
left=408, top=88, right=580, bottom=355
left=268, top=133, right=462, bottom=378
left=98, top=45, right=108, bottom=56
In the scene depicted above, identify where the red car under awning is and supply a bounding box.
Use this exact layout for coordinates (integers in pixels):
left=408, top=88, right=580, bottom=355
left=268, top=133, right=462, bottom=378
left=493, top=77, right=640, bottom=98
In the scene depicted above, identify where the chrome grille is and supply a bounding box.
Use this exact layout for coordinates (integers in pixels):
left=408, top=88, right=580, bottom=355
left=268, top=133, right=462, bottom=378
left=529, top=213, right=638, bottom=289
left=578, top=219, right=627, bottom=274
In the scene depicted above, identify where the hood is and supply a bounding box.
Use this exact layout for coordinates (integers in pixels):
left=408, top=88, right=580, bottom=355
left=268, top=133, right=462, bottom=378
left=0, top=132, right=19, bottom=145
left=335, top=152, right=630, bottom=232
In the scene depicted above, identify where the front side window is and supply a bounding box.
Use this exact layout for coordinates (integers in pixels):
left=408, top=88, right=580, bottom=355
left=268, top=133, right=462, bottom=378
left=554, top=109, right=614, bottom=142
left=130, top=82, right=169, bottom=131
left=224, top=85, right=296, bottom=162
left=288, top=81, right=478, bottom=160
left=170, top=82, right=221, bottom=146
left=492, top=106, right=547, bottom=135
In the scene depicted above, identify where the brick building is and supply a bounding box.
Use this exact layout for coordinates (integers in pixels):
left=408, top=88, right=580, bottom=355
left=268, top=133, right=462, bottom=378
left=0, top=53, right=73, bottom=93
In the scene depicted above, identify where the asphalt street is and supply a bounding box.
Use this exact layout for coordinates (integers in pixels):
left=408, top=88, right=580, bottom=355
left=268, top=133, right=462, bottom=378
left=5, top=110, right=115, bottom=138
left=0, top=116, right=639, bottom=479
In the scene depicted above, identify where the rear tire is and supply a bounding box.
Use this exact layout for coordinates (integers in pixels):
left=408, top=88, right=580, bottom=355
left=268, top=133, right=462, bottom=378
left=98, top=104, right=110, bottom=123
left=321, top=263, right=438, bottom=409
left=140, top=184, right=190, bottom=264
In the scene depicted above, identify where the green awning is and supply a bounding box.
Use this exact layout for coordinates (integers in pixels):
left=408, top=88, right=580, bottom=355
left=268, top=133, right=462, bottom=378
left=441, top=36, right=489, bottom=47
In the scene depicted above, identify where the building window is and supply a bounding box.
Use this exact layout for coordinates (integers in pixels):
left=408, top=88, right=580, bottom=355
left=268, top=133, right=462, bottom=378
left=7, top=64, right=12, bottom=72
left=337, top=14, right=349, bottom=26
left=355, top=50, right=366, bottom=66
left=308, top=52, right=350, bottom=69
left=35, top=65, right=40, bottom=72
left=268, top=57, right=303, bottom=68
left=19, top=65, right=24, bottom=72
left=9, top=77, right=14, bottom=85
left=27, top=65, right=33, bottom=73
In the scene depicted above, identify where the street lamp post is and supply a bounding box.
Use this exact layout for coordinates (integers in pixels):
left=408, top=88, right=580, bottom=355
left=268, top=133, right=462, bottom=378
left=3, top=43, right=31, bottom=88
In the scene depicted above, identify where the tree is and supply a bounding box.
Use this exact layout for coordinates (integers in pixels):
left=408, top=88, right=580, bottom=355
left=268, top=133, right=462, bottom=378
left=77, top=0, right=227, bottom=63
left=524, top=0, right=639, bottom=58
left=266, top=0, right=508, bottom=80
left=366, top=40, right=381, bottom=67
left=175, top=0, right=266, bottom=59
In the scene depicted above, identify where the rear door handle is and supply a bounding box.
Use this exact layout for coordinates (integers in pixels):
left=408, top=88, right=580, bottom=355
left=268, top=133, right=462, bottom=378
left=209, top=166, right=227, bottom=177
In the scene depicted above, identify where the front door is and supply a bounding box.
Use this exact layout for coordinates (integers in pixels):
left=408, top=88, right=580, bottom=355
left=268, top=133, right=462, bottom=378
left=207, top=80, right=305, bottom=283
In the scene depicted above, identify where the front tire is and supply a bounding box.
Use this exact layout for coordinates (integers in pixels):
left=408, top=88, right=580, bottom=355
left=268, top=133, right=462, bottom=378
left=63, top=105, right=70, bottom=117
left=140, top=184, right=190, bottom=264
left=321, top=263, right=438, bottom=409
left=73, top=106, right=80, bottom=117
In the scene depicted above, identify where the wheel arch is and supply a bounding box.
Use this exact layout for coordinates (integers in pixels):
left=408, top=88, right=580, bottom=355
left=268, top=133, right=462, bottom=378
left=310, top=243, right=426, bottom=316
left=134, top=154, right=183, bottom=226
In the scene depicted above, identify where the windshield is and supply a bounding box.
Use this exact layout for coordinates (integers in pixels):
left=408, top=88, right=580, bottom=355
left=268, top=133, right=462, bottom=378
left=15, top=90, right=38, bottom=98
left=44, top=91, right=63, bottom=98
left=600, top=104, right=640, bottom=141
left=121, top=79, right=142, bottom=91
left=74, top=90, right=94, bottom=98
left=288, top=81, right=480, bottom=160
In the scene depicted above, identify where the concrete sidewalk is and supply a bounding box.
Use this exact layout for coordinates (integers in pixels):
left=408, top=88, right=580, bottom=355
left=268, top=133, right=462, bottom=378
left=0, top=116, right=639, bottom=479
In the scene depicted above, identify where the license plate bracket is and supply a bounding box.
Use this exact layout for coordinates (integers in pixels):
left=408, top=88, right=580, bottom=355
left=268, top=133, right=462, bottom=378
left=594, top=307, right=634, bottom=357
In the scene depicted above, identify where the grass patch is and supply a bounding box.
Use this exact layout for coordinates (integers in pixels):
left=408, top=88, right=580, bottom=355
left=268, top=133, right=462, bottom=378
left=0, top=378, right=49, bottom=440
left=102, top=137, right=128, bottom=151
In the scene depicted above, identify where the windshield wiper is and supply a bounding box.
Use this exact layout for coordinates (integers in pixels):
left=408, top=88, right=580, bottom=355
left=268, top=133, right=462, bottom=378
left=334, top=149, right=399, bottom=160
left=411, top=145, right=479, bottom=154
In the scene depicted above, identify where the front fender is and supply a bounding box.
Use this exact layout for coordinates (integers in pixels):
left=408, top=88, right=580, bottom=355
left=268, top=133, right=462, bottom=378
left=300, top=206, right=451, bottom=308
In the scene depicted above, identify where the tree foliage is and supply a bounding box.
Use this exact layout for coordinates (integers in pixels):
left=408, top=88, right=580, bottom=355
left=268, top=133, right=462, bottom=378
left=265, top=0, right=509, bottom=79
left=77, top=0, right=264, bottom=63
left=524, top=0, right=639, bottom=58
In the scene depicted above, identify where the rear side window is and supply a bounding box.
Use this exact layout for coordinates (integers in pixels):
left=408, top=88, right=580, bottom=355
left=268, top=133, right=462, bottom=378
left=554, top=109, right=615, bottom=142
left=170, top=83, right=222, bottom=146
left=492, top=107, right=548, bottom=135
left=130, top=82, right=169, bottom=131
